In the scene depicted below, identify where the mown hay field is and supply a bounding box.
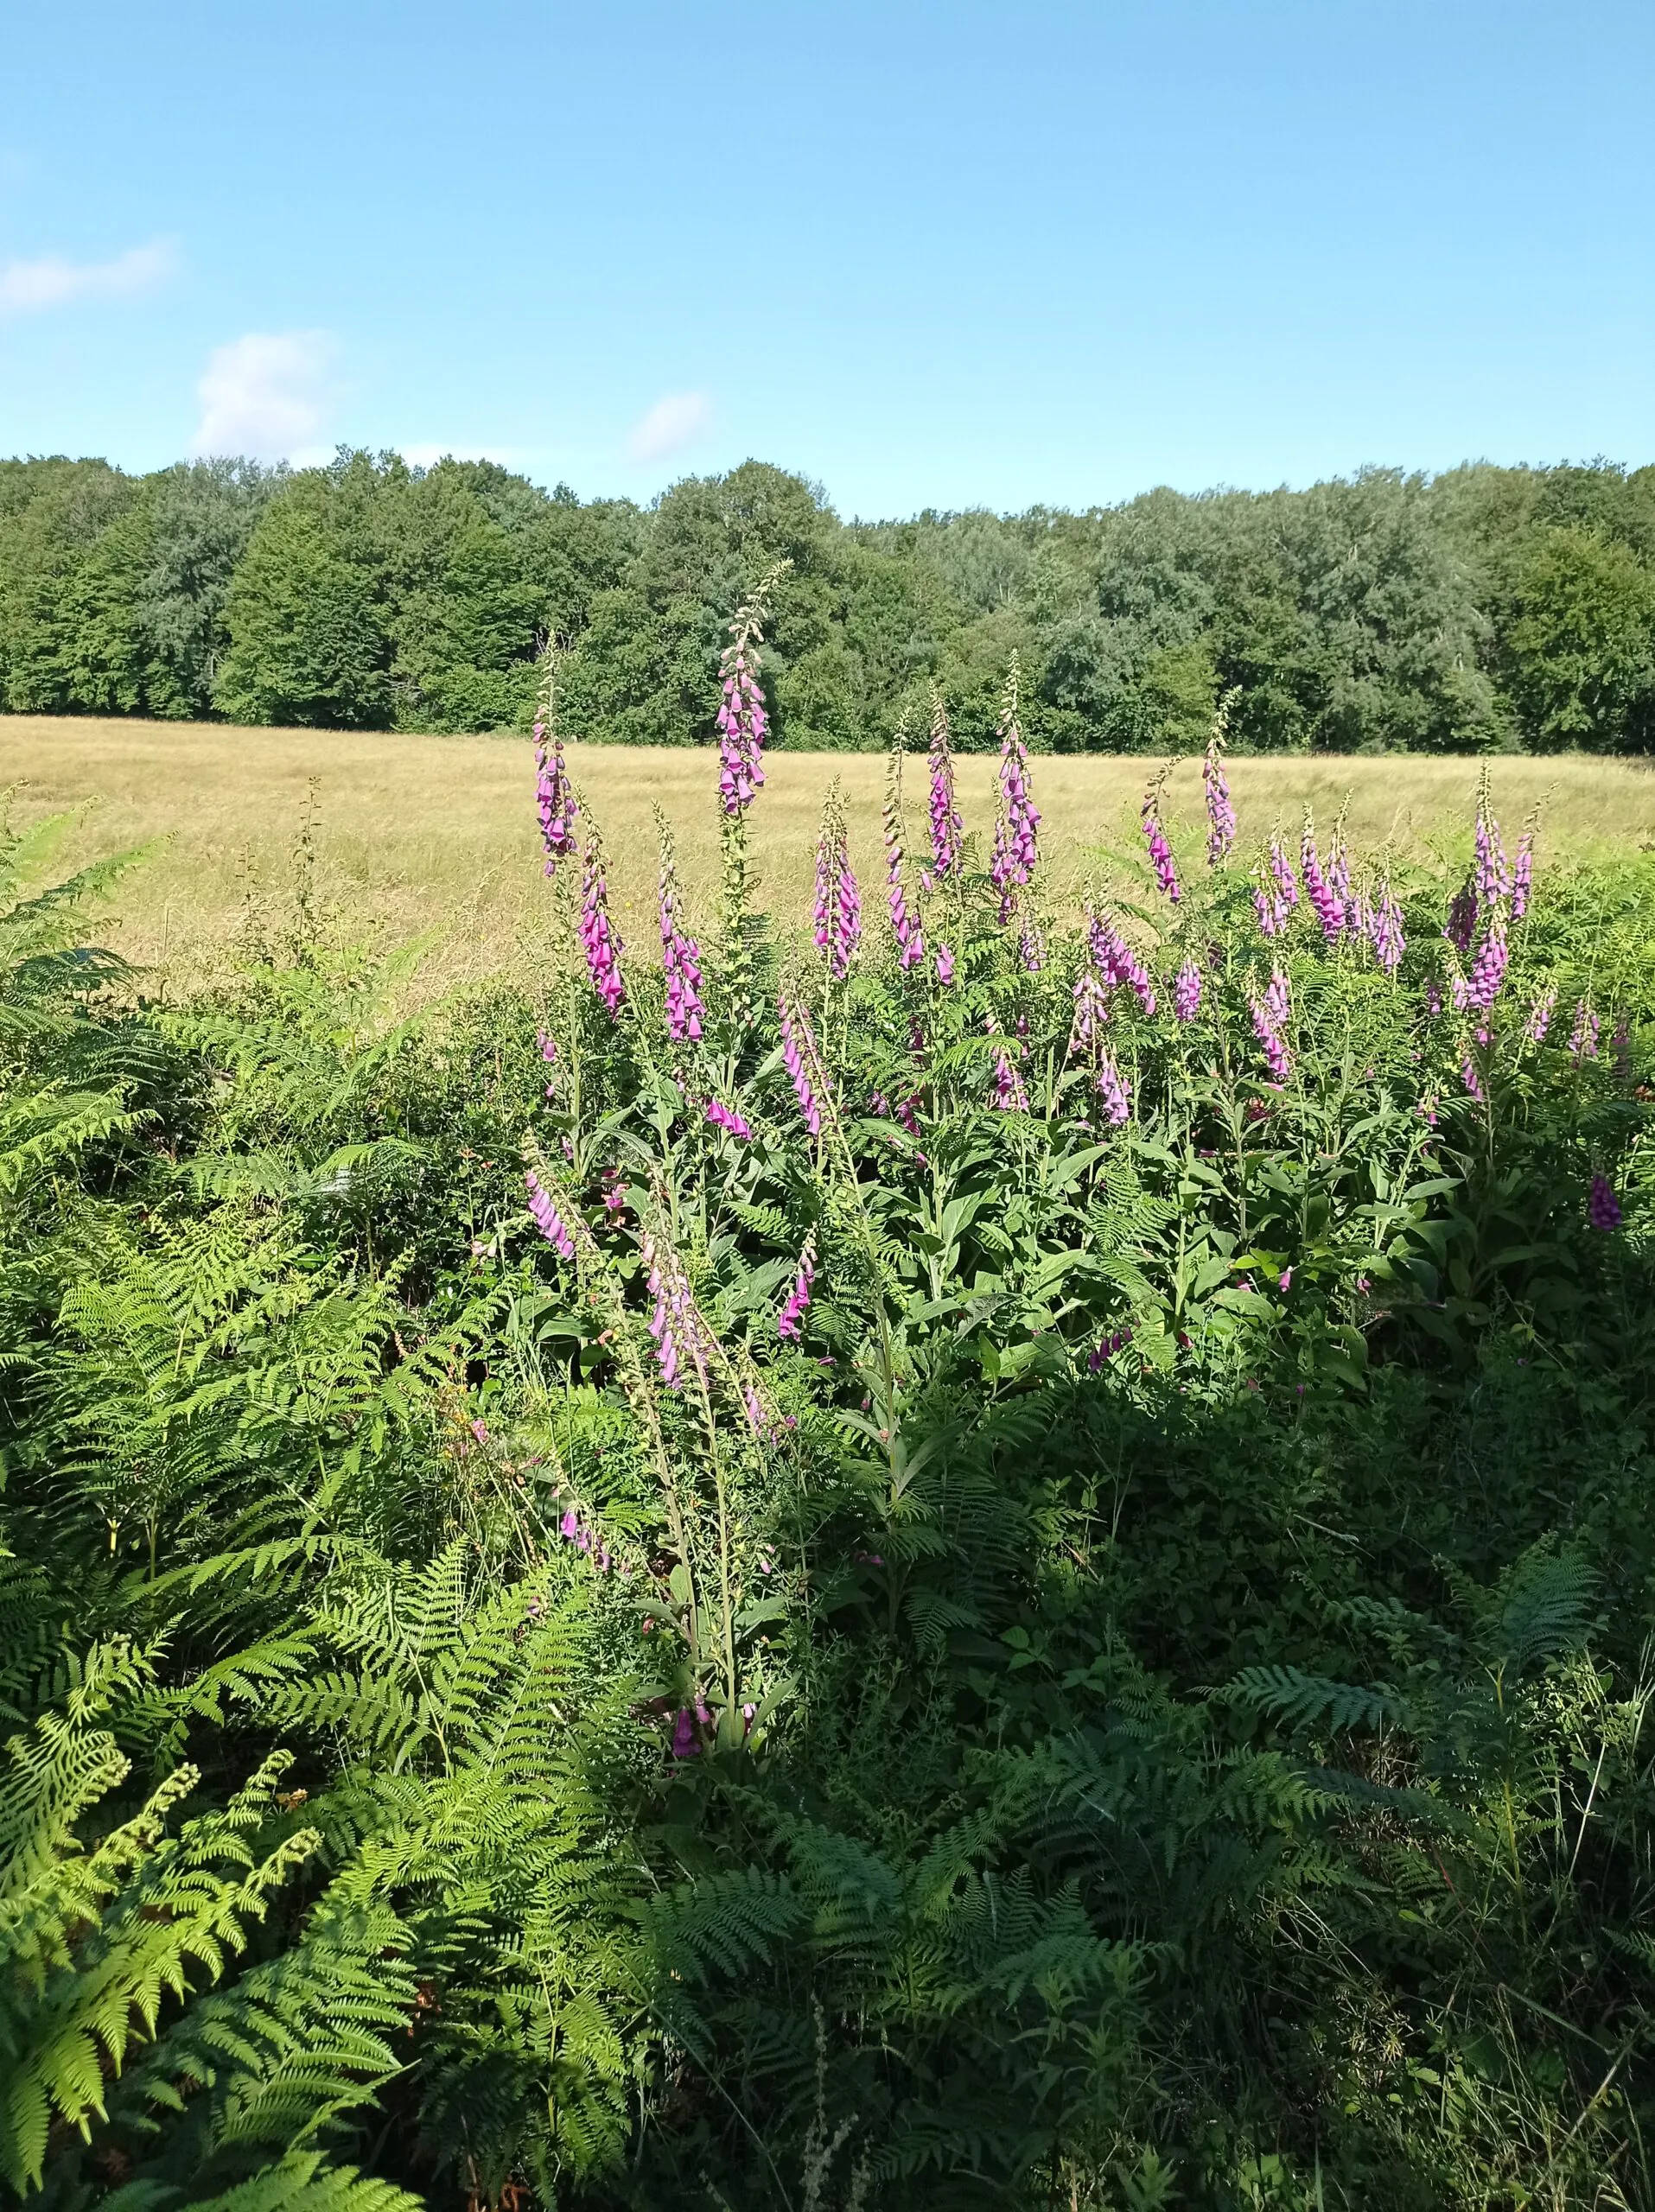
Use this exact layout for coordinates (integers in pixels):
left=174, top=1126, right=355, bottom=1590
left=5, top=715, right=1654, bottom=991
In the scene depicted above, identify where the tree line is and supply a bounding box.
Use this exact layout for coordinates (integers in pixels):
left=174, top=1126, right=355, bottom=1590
left=3, top=447, right=1653, bottom=751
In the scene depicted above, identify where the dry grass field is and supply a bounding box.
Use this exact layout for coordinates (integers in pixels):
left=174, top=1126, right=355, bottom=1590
left=4, top=715, right=1653, bottom=995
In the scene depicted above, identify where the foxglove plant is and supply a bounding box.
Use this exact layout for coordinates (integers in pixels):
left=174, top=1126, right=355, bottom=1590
left=927, top=683, right=963, bottom=878
left=1095, top=1047, right=1130, bottom=1126
left=1512, top=824, right=1535, bottom=920
left=1173, top=960, right=1203, bottom=1022
left=531, top=647, right=579, bottom=879
left=1444, top=884, right=1478, bottom=954
left=1018, top=920, right=1046, bottom=975
left=716, top=569, right=784, bottom=815
left=579, top=826, right=625, bottom=1017
left=1088, top=911, right=1157, bottom=1016
left=525, top=1171, right=576, bottom=1261
left=882, top=742, right=926, bottom=971
left=990, top=1046, right=1028, bottom=1113
left=705, top=1097, right=752, bottom=1141
left=1588, top=1173, right=1623, bottom=1231
left=656, top=816, right=703, bottom=1043
left=1142, top=766, right=1181, bottom=903
left=1365, top=881, right=1405, bottom=976
left=1250, top=968, right=1292, bottom=1085
left=777, top=1236, right=817, bottom=1338
left=533, top=728, right=578, bottom=880
left=1300, top=817, right=1344, bottom=942
left=779, top=991, right=827, bottom=1138
left=640, top=1225, right=713, bottom=1390
left=935, top=942, right=956, bottom=986
left=990, top=658, right=1040, bottom=922
left=1569, top=1000, right=1600, bottom=1062
left=1526, top=985, right=1557, bottom=1045
left=1203, top=706, right=1237, bottom=865
left=1254, top=836, right=1299, bottom=938
left=1474, top=778, right=1512, bottom=907
left=1461, top=912, right=1509, bottom=1014
left=812, top=780, right=862, bottom=982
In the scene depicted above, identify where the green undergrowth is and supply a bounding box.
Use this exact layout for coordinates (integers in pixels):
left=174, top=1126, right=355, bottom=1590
left=2, top=739, right=1654, bottom=2210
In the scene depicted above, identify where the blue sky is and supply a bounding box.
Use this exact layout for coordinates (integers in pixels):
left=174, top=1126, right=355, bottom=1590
left=2, top=0, right=1650, bottom=517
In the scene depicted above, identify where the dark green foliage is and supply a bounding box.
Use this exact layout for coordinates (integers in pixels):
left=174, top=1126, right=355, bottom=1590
left=3, top=754, right=1654, bottom=2209
left=7, top=451, right=1655, bottom=749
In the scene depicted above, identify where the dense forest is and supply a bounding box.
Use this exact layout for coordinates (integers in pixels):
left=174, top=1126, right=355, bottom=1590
left=3, top=449, right=1654, bottom=752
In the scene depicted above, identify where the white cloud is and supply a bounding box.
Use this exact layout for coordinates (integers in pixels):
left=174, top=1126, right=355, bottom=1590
left=0, top=238, right=176, bottom=315
left=192, top=331, right=335, bottom=461
left=625, top=391, right=713, bottom=464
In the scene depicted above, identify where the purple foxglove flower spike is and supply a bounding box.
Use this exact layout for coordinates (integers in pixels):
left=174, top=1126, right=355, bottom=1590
left=1087, top=911, right=1157, bottom=1016
left=715, top=567, right=785, bottom=815
left=777, top=1236, right=817, bottom=1338
left=1512, top=826, right=1535, bottom=920
left=990, top=658, right=1040, bottom=923
left=532, top=713, right=579, bottom=880
left=705, top=1097, right=752, bottom=1140
left=1444, top=884, right=1478, bottom=954
left=1569, top=1001, right=1600, bottom=1062
left=779, top=992, right=827, bottom=1137
left=1300, top=816, right=1344, bottom=942
left=1250, top=969, right=1292, bottom=1084
left=1588, top=1173, right=1622, bottom=1231
left=579, top=828, right=625, bottom=1016
left=1462, top=912, right=1508, bottom=1014
left=526, top=1171, right=576, bottom=1262
left=1474, top=780, right=1512, bottom=908
left=656, top=818, right=703, bottom=1043
left=991, top=1046, right=1029, bottom=1113
left=1461, top=1049, right=1485, bottom=1102
left=1365, top=881, right=1405, bottom=976
left=1173, top=960, right=1202, bottom=1022
left=1095, top=1047, right=1130, bottom=1125
left=1203, top=709, right=1236, bottom=866
left=640, top=1225, right=713, bottom=1390
left=812, top=779, right=863, bottom=982
left=1526, top=986, right=1556, bottom=1045
left=927, top=686, right=963, bottom=878
left=1142, top=768, right=1181, bottom=903
left=883, top=748, right=926, bottom=972
left=1018, top=920, right=1046, bottom=975
left=935, top=942, right=956, bottom=986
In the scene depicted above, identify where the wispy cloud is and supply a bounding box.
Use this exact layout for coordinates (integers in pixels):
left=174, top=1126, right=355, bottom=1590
left=626, top=391, right=713, bottom=465
left=0, top=238, right=177, bottom=315
left=192, top=331, right=335, bottom=461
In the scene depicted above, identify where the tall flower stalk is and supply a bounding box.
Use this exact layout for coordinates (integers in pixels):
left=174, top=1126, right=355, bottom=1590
left=655, top=811, right=703, bottom=1043
left=1203, top=692, right=1238, bottom=866
left=812, top=779, right=862, bottom=983
left=580, top=820, right=625, bottom=1017
left=989, top=656, right=1040, bottom=924
left=1142, top=764, right=1181, bottom=904
left=883, top=736, right=925, bottom=971
left=532, top=645, right=579, bottom=880
left=927, top=683, right=963, bottom=879
left=716, top=566, right=785, bottom=816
